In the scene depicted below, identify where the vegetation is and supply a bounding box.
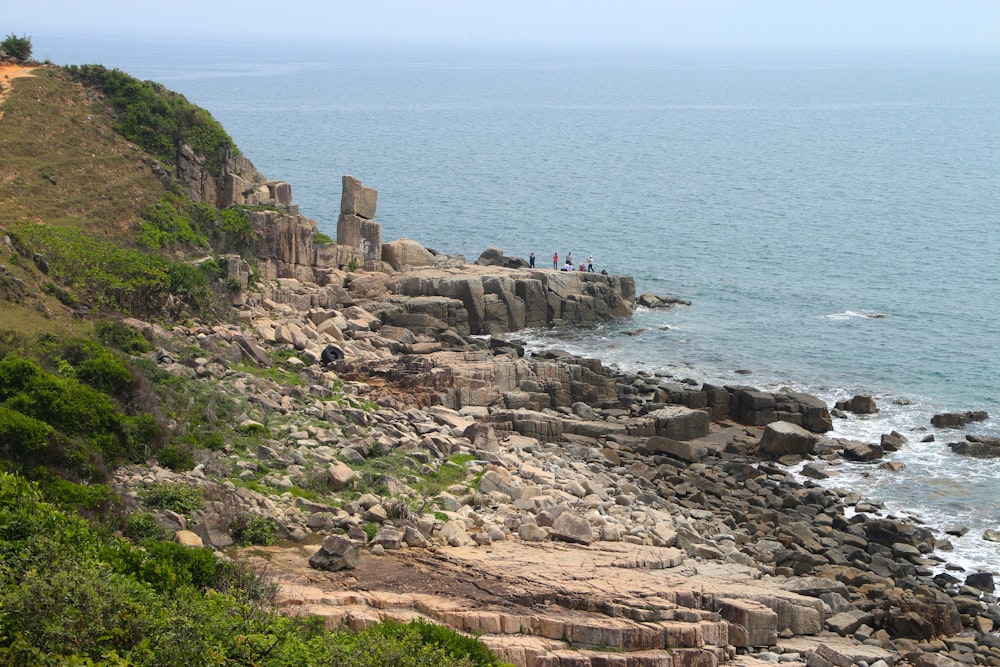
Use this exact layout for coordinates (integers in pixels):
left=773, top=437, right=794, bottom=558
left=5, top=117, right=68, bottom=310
left=0, top=473, right=509, bottom=666
left=0, top=33, right=32, bottom=60
left=63, top=64, right=237, bottom=176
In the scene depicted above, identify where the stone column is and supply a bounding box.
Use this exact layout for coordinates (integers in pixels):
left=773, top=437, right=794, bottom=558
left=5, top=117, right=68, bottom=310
left=336, top=175, right=382, bottom=270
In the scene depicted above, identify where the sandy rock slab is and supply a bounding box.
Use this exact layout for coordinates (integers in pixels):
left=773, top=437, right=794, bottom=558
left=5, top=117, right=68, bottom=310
left=240, top=539, right=831, bottom=667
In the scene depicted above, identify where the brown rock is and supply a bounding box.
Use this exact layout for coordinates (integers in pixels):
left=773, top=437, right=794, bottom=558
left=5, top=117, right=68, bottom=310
left=340, top=175, right=378, bottom=219
left=759, top=421, right=818, bottom=456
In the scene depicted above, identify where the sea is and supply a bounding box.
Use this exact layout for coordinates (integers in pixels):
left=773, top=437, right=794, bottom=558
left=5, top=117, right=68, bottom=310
left=38, top=36, right=1000, bottom=574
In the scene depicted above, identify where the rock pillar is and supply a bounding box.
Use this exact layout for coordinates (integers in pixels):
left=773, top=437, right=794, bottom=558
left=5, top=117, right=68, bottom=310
left=337, top=176, right=382, bottom=270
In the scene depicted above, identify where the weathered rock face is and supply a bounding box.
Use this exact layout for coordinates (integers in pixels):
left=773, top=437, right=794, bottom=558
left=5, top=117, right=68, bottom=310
left=382, top=238, right=437, bottom=271
left=655, top=383, right=832, bottom=434
left=363, top=349, right=619, bottom=412
left=252, top=210, right=317, bottom=281
left=340, top=174, right=377, bottom=219
left=383, top=268, right=635, bottom=335
left=949, top=434, right=1000, bottom=458
left=835, top=394, right=878, bottom=414
left=176, top=144, right=292, bottom=210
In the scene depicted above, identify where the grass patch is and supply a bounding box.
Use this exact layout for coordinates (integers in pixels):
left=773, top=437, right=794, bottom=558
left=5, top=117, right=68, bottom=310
left=0, top=69, right=165, bottom=232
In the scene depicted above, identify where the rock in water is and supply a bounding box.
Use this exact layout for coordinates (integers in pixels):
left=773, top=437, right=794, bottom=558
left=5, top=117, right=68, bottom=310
left=835, top=394, right=878, bottom=414
left=931, top=410, right=989, bottom=428
left=309, top=535, right=362, bottom=572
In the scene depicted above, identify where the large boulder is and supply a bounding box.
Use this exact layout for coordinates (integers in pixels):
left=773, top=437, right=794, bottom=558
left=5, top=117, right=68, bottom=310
left=309, top=535, right=362, bottom=572
left=476, top=247, right=506, bottom=267
left=549, top=513, right=594, bottom=545
left=759, top=421, right=818, bottom=456
left=645, top=435, right=708, bottom=463
left=383, top=238, right=436, bottom=271
left=647, top=406, right=710, bottom=441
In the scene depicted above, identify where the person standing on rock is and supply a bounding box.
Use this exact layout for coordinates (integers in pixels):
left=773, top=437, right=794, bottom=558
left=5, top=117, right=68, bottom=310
left=552, top=252, right=558, bottom=269
left=587, top=255, right=594, bottom=272
left=529, top=252, right=535, bottom=268
left=566, top=251, right=573, bottom=265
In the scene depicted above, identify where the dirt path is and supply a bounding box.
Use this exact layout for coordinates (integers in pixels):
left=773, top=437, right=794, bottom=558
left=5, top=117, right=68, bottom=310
left=0, top=63, right=38, bottom=118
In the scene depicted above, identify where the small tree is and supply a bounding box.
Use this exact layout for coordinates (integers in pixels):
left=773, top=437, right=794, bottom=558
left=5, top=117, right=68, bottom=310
left=1, top=34, right=32, bottom=61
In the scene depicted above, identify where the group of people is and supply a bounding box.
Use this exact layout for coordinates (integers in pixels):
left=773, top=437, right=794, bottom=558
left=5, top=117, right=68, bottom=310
left=528, top=251, right=598, bottom=273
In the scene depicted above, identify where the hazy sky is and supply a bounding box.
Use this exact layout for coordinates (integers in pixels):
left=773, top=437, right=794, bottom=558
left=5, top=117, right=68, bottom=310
left=4, top=0, right=1000, bottom=52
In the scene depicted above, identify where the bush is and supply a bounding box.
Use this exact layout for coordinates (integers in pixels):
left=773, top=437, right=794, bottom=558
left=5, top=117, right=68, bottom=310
left=156, top=443, right=195, bottom=471
left=231, top=513, right=278, bottom=546
left=122, top=510, right=171, bottom=542
left=0, top=34, right=31, bottom=61
left=62, top=64, right=236, bottom=176
left=137, top=195, right=209, bottom=250
left=0, top=354, right=128, bottom=463
left=0, top=404, right=53, bottom=453
left=142, top=482, right=202, bottom=515
left=95, top=319, right=153, bottom=355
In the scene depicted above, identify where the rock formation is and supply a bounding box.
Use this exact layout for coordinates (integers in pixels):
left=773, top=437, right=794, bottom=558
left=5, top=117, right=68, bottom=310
left=336, top=175, right=382, bottom=271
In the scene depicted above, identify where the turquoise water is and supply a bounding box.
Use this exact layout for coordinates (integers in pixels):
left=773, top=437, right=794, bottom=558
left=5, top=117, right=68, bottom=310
left=44, top=37, right=1000, bottom=570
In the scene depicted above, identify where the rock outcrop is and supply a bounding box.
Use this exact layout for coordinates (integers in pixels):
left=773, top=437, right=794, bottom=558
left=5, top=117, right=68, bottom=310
left=381, top=267, right=636, bottom=334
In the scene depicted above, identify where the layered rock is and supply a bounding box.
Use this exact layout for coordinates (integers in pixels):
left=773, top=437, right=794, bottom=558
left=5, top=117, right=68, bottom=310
left=381, top=267, right=635, bottom=334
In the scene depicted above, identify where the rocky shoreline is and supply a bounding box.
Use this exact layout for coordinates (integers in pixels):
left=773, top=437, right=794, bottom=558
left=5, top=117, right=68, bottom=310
left=110, top=177, right=998, bottom=667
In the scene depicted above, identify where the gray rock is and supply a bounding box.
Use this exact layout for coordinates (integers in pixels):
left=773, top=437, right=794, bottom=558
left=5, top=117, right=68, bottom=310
left=645, top=435, right=707, bottom=463
left=549, top=513, right=594, bottom=545
left=309, top=535, right=362, bottom=572
left=372, top=526, right=404, bottom=550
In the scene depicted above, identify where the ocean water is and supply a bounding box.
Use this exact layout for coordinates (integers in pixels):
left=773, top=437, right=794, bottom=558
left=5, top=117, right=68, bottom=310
left=42, top=37, right=1000, bottom=572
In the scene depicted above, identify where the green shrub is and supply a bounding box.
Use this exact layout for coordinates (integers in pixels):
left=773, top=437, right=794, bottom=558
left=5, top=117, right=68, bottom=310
left=232, top=514, right=277, bottom=546
left=122, top=510, right=171, bottom=542
left=327, top=619, right=508, bottom=666
left=0, top=354, right=129, bottom=465
left=95, top=319, right=153, bottom=354
left=314, top=231, right=333, bottom=244
left=156, top=443, right=195, bottom=471
left=138, top=195, right=209, bottom=250
left=102, top=538, right=221, bottom=593
left=63, top=64, right=237, bottom=176
left=142, top=482, right=202, bottom=515
left=0, top=404, right=53, bottom=453
left=34, top=476, right=111, bottom=513
left=0, top=34, right=31, bottom=61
